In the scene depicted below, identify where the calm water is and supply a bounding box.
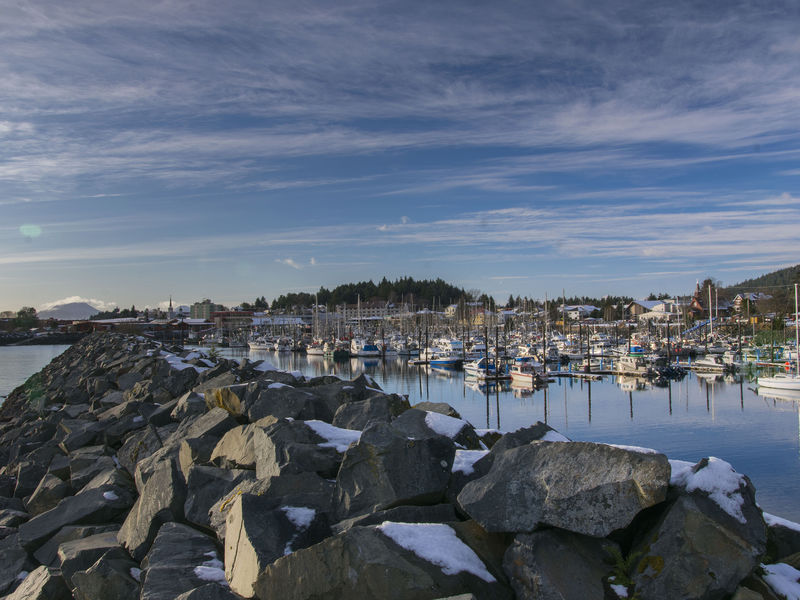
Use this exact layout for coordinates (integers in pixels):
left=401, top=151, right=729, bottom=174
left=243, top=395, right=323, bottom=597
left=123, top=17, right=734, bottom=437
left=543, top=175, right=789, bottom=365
left=0, top=345, right=71, bottom=402
left=2, top=344, right=798, bottom=522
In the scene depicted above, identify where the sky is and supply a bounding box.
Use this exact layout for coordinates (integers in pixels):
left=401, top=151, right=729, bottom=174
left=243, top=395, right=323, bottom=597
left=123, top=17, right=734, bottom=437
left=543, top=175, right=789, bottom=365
left=2, top=0, right=800, bottom=312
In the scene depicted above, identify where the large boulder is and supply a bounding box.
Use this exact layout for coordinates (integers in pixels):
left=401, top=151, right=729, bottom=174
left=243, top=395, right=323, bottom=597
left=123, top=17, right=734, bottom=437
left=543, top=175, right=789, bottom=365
left=391, top=408, right=482, bottom=450
left=25, top=473, right=71, bottom=516
left=56, top=530, right=121, bottom=588
left=117, top=460, right=188, bottom=561
left=184, top=466, right=255, bottom=530
left=70, top=547, right=140, bottom=600
left=139, top=522, right=228, bottom=600
left=335, top=422, right=456, bottom=520
left=331, top=393, right=410, bottom=430
left=253, top=523, right=511, bottom=599
left=33, top=524, right=120, bottom=567
left=0, top=534, right=35, bottom=596
left=630, top=457, right=767, bottom=600
left=458, top=442, right=670, bottom=536
left=209, top=417, right=278, bottom=470
left=502, top=529, right=616, bottom=600
left=252, top=419, right=347, bottom=480
left=4, top=566, right=70, bottom=600
left=224, top=493, right=330, bottom=597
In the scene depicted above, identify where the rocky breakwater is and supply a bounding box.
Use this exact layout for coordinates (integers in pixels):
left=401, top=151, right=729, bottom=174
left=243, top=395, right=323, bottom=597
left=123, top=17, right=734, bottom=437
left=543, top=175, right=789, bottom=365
left=0, top=333, right=799, bottom=600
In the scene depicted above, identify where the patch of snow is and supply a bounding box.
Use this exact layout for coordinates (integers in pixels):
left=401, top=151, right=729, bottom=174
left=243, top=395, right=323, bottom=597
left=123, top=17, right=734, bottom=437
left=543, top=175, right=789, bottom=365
left=163, top=353, right=208, bottom=373
left=133, top=416, right=144, bottom=423
left=541, top=430, right=570, bottom=442
left=764, top=512, right=800, bottom=533
left=194, top=554, right=228, bottom=586
left=475, top=428, right=501, bottom=436
left=290, top=370, right=303, bottom=380
left=113, top=456, right=122, bottom=469
left=377, top=522, right=496, bottom=583
left=342, top=385, right=354, bottom=390
left=424, top=411, right=467, bottom=438
left=763, top=562, right=800, bottom=600
left=16, top=571, right=28, bottom=581
left=365, top=386, right=383, bottom=393
left=364, top=374, right=378, bottom=387
left=103, top=491, right=119, bottom=501
left=253, top=360, right=278, bottom=372
left=129, top=567, right=141, bottom=582
left=669, top=457, right=747, bottom=523
left=452, top=450, right=489, bottom=475
left=184, top=352, right=202, bottom=360
left=605, top=443, right=657, bottom=454
left=610, top=583, right=629, bottom=598
left=268, top=382, right=292, bottom=389
left=282, top=506, right=316, bottom=529
left=199, top=359, right=215, bottom=367
left=305, top=420, right=361, bottom=453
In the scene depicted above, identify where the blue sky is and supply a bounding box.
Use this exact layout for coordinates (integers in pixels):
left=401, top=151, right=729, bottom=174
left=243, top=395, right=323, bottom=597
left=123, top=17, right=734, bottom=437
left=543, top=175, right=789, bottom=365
left=2, top=0, right=800, bottom=312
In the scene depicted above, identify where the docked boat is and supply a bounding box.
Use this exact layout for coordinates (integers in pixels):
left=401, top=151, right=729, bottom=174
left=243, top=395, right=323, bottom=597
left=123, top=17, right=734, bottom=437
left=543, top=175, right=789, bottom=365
left=759, top=283, right=799, bottom=391
left=305, top=340, right=325, bottom=356
left=614, top=345, right=656, bottom=377
left=509, top=359, right=546, bottom=387
left=350, top=338, right=381, bottom=358
left=463, top=357, right=499, bottom=378
left=248, top=336, right=272, bottom=351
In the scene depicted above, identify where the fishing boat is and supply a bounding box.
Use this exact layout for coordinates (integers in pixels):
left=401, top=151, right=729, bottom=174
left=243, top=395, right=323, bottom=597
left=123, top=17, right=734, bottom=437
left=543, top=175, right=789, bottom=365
left=614, top=345, right=656, bottom=377
left=350, top=338, right=381, bottom=358
left=463, top=356, right=498, bottom=378
left=248, top=336, right=272, bottom=351
left=509, top=358, right=546, bottom=387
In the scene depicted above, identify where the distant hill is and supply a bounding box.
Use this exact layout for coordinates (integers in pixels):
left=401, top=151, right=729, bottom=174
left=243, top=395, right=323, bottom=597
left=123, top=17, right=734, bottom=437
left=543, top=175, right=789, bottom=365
left=39, top=302, right=99, bottom=321
left=726, top=264, right=800, bottom=295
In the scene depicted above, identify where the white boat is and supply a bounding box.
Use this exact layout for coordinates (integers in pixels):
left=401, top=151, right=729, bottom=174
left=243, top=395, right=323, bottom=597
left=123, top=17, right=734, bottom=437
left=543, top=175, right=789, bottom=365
left=759, top=283, right=800, bottom=391
left=248, top=336, right=272, bottom=350
left=350, top=338, right=381, bottom=358
left=463, top=356, right=498, bottom=378
left=692, top=354, right=730, bottom=373
left=614, top=345, right=655, bottom=376
left=305, top=340, right=325, bottom=356
left=509, top=359, right=546, bottom=387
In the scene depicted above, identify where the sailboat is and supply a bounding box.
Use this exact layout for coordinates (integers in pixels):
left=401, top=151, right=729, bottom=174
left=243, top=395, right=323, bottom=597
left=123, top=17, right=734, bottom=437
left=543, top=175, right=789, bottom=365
left=758, top=283, right=800, bottom=391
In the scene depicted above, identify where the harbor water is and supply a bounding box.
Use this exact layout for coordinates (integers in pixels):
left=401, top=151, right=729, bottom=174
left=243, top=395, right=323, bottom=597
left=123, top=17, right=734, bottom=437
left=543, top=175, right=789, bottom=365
left=1, top=344, right=798, bottom=522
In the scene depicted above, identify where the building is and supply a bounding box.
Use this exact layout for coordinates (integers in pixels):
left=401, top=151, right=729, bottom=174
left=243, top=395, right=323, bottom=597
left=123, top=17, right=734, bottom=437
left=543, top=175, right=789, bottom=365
left=191, top=299, right=223, bottom=320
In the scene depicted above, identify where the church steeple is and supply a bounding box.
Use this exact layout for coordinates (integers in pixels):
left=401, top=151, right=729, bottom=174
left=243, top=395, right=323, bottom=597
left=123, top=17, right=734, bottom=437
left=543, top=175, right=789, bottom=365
left=168, top=295, right=175, bottom=319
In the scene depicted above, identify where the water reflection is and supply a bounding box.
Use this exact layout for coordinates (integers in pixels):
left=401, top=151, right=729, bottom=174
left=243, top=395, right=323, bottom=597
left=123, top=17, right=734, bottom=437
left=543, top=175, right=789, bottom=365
left=220, top=348, right=800, bottom=521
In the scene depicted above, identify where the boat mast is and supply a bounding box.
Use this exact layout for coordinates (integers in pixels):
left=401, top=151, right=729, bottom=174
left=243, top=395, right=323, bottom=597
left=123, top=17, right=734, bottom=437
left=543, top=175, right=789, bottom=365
left=708, top=284, right=714, bottom=340
left=795, top=283, right=799, bottom=374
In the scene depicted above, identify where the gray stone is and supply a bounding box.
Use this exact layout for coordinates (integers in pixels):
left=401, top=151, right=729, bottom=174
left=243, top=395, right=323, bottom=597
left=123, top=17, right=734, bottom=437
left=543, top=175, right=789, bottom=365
left=458, top=441, right=670, bottom=536
left=766, top=514, right=800, bottom=561
left=4, top=566, right=70, bottom=600
left=140, top=522, right=226, bottom=600
left=0, top=509, right=28, bottom=527
left=171, top=391, right=208, bottom=420
left=392, top=408, right=482, bottom=450
left=179, top=437, right=218, bottom=479
left=502, top=529, right=615, bottom=600
left=253, top=419, right=342, bottom=480
left=71, top=455, right=116, bottom=492
left=253, top=524, right=511, bottom=599
left=33, top=524, right=120, bottom=567
left=118, top=460, right=188, bottom=561
left=24, top=473, right=71, bottom=516
left=56, top=530, right=121, bottom=588
left=0, top=534, right=35, bottom=596
left=70, top=547, right=140, bottom=600
left=18, top=472, right=135, bottom=551
left=116, top=424, right=164, bottom=477
left=224, top=493, right=330, bottom=597
left=245, top=385, right=339, bottom=423
left=173, top=583, right=242, bottom=600
left=333, top=503, right=460, bottom=535
left=133, top=444, right=181, bottom=492
left=209, top=420, right=278, bottom=470
left=631, top=461, right=767, bottom=600
left=332, top=393, right=411, bottom=430
left=335, top=422, right=456, bottom=520
left=413, top=402, right=462, bottom=418
left=164, top=407, right=238, bottom=448
left=184, top=466, right=255, bottom=530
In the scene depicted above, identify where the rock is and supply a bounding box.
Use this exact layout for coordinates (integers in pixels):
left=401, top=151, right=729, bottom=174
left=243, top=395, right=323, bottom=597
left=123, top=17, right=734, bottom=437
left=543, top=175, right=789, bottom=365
left=333, top=503, right=460, bottom=534
left=0, top=533, right=35, bottom=596
left=139, top=522, right=227, bottom=600
left=502, top=529, right=615, bottom=600
left=70, top=547, right=140, bottom=600
left=252, top=419, right=343, bottom=480
left=116, top=424, right=165, bottom=477
left=171, top=391, right=208, bottom=421
left=33, top=524, right=120, bottom=567
left=631, top=457, right=767, bottom=600
left=332, top=394, right=411, bottom=430
left=173, top=583, right=242, bottom=600
left=335, top=422, right=456, bottom=520
left=253, top=523, right=510, bottom=599
left=4, top=566, right=70, bottom=600
left=118, top=460, right=188, bottom=561
left=179, top=438, right=218, bottom=479
left=413, top=402, right=462, bottom=418
left=71, top=455, right=116, bottom=492
left=56, top=530, right=121, bottom=588
left=0, top=509, right=28, bottom=527
left=165, top=407, right=238, bottom=449
left=209, top=419, right=278, bottom=470
left=392, top=408, right=482, bottom=450
left=224, top=493, right=330, bottom=597
left=488, top=422, right=567, bottom=456
left=458, top=442, right=669, bottom=536
left=25, top=473, right=71, bottom=516
left=245, top=384, right=340, bottom=423
left=184, top=466, right=255, bottom=530
left=765, top=512, right=800, bottom=561
left=209, top=472, right=335, bottom=541
left=18, top=471, right=135, bottom=551
left=146, top=398, right=179, bottom=427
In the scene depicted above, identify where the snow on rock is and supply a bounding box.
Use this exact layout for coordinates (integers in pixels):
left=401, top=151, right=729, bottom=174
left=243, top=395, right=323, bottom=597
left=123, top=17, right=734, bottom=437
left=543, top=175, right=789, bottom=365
left=129, top=568, right=141, bottom=582
left=194, top=552, right=228, bottom=586
left=669, top=457, right=747, bottom=523
left=268, top=382, right=292, bottom=389
left=290, top=370, right=304, bottom=380
left=762, top=562, right=800, bottom=600
left=609, top=583, right=629, bottom=598
left=103, top=491, right=119, bottom=501
left=253, top=360, right=279, bottom=372
left=452, top=450, right=489, bottom=476
left=304, top=420, right=361, bottom=453
left=541, top=430, right=571, bottom=442
left=281, top=506, right=316, bottom=555
left=16, top=571, right=28, bottom=581
left=424, top=411, right=468, bottom=438
left=163, top=353, right=208, bottom=373
left=474, top=428, right=501, bottom=437
left=377, top=521, right=496, bottom=583
left=764, top=512, right=800, bottom=533
left=605, top=443, right=658, bottom=454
